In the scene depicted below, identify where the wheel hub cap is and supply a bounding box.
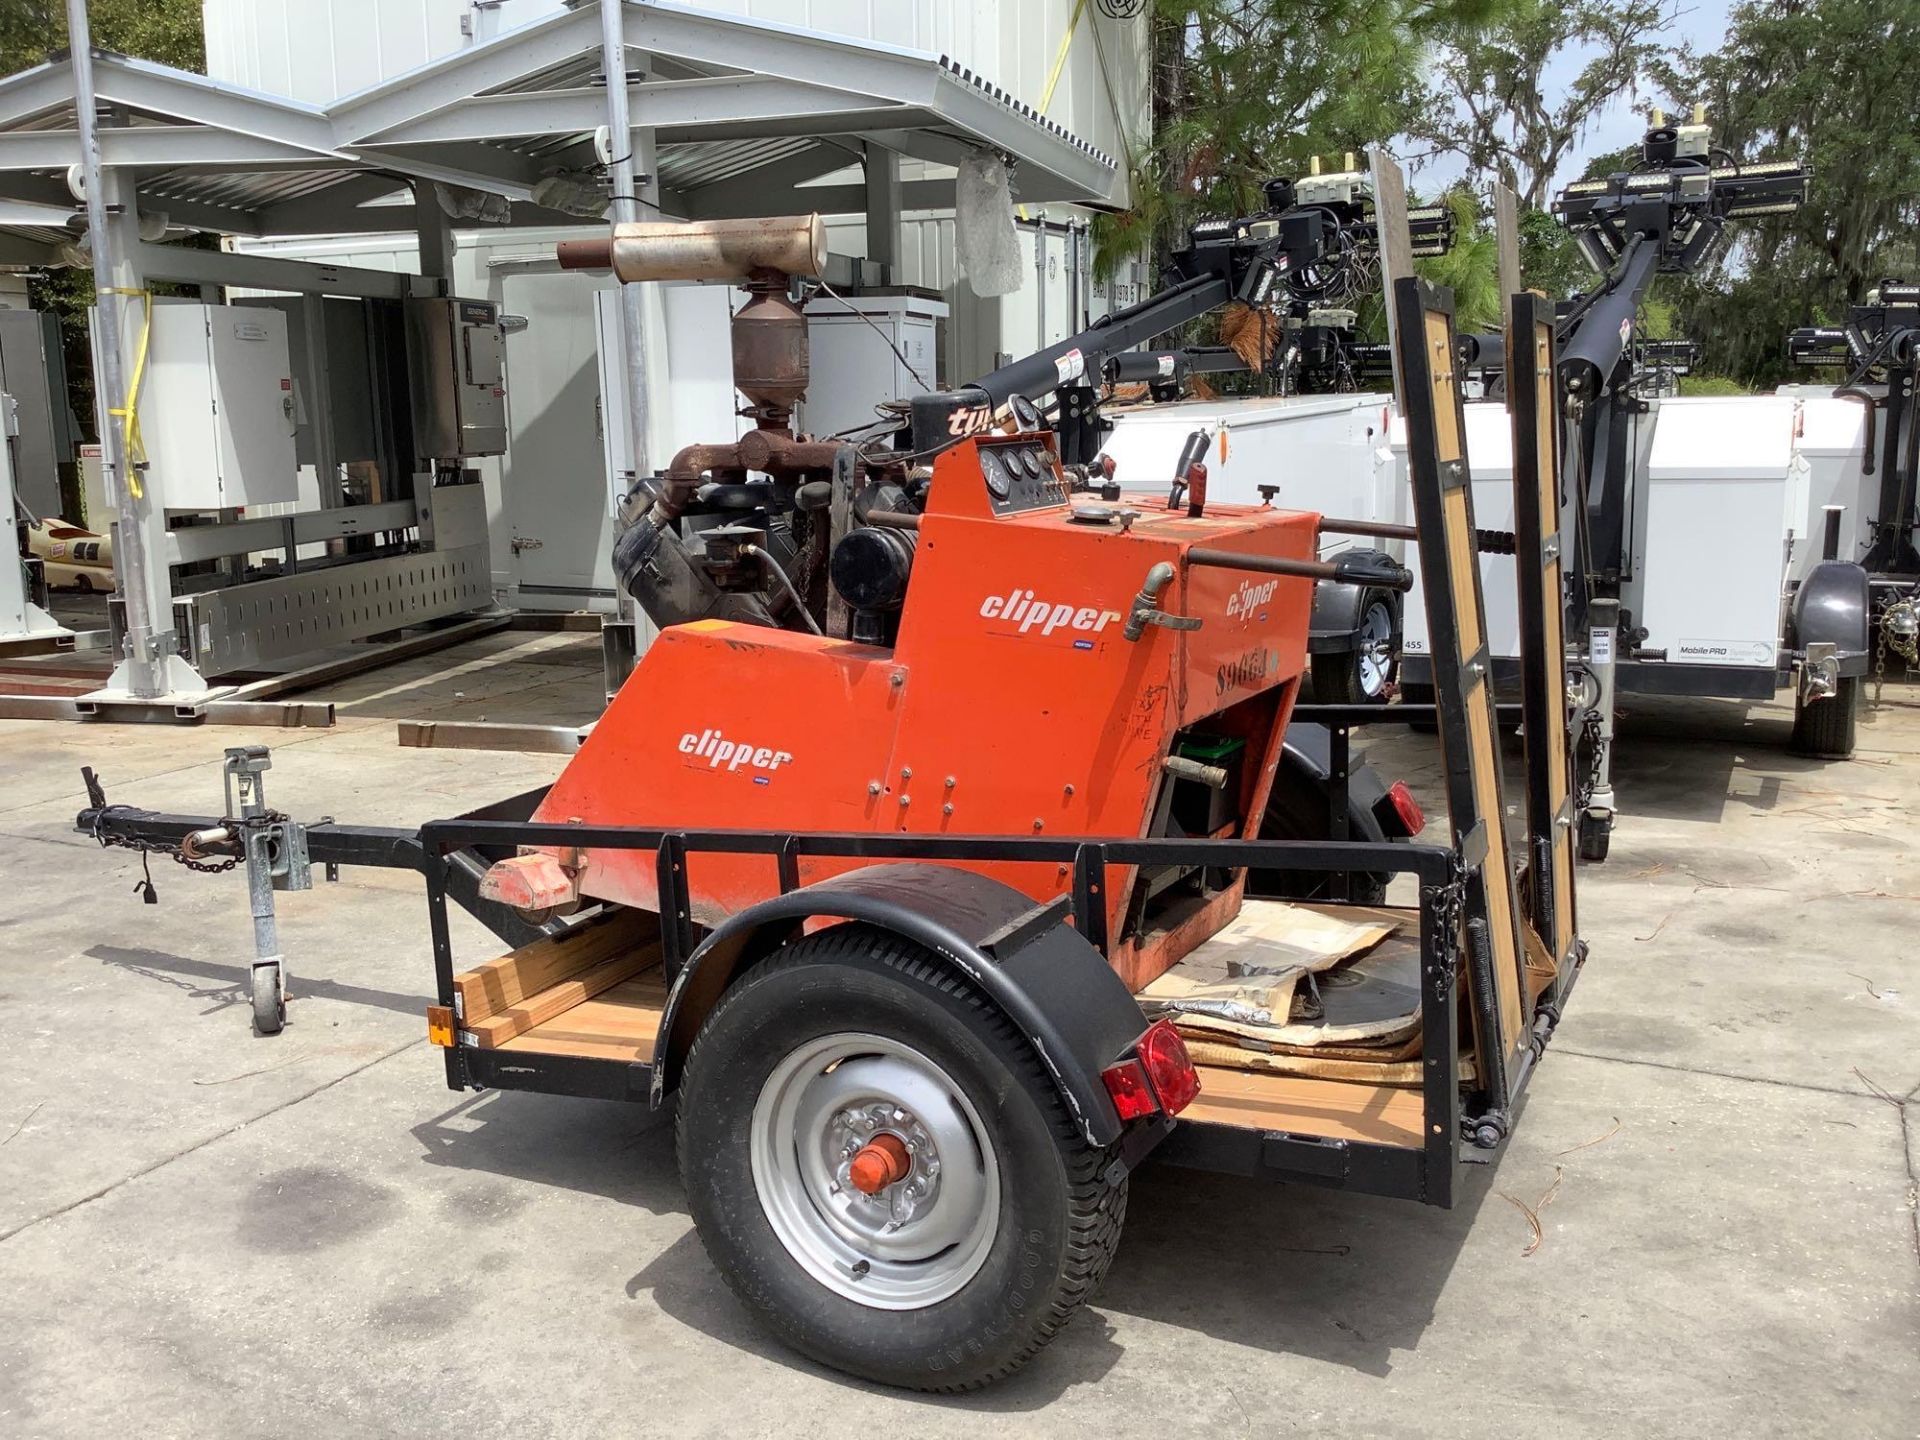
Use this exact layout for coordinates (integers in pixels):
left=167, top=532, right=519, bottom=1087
left=751, top=1033, right=1001, bottom=1309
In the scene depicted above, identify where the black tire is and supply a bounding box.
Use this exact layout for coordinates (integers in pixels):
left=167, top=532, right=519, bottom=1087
left=1577, top=811, right=1611, bottom=863
left=1789, top=676, right=1859, bottom=759
left=1309, top=590, right=1398, bottom=706
left=676, top=925, right=1126, bottom=1392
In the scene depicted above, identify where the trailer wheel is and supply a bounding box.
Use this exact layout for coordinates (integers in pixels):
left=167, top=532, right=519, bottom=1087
left=1789, top=676, right=1859, bottom=759
left=1311, top=590, right=1398, bottom=705
left=1577, top=811, right=1611, bottom=863
left=251, top=966, right=285, bottom=1035
left=676, top=924, right=1126, bottom=1392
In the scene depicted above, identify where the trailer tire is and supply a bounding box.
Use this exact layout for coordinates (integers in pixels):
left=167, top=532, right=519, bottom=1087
left=1310, top=590, right=1398, bottom=705
left=676, top=924, right=1126, bottom=1392
left=1790, top=676, right=1859, bottom=760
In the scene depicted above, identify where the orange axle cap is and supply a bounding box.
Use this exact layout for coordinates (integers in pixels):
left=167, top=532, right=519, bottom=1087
left=847, top=1134, right=912, bottom=1195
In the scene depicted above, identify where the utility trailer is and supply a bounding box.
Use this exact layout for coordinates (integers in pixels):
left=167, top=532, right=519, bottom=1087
left=78, top=274, right=1587, bottom=1392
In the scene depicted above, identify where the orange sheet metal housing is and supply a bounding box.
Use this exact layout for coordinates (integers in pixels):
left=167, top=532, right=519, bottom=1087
left=529, top=434, right=1322, bottom=968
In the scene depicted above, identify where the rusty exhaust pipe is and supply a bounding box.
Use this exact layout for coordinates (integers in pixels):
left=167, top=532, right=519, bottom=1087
left=556, top=215, right=827, bottom=283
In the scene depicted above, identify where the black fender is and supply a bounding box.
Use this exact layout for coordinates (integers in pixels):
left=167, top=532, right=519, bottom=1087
left=1276, top=723, right=1394, bottom=838
left=1307, top=560, right=1400, bottom=655
left=1246, top=725, right=1406, bottom=903
left=649, top=864, right=1151, bottom=1148
left=1789, top=561, right=1871, bottom=677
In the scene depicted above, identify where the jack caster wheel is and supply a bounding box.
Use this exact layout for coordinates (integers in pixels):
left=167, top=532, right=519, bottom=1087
left=1577, top=811, right=1611, bottom=863
left=251, top=966, right=285, bottom=1035
left=676, top=924, right=1126, bottom=1392
left=1789, top=675, right=1858, bottom=759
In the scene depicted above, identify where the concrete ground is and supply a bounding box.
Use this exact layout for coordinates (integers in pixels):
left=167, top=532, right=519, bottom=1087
left=0, top=630, right=1915, bottom=1437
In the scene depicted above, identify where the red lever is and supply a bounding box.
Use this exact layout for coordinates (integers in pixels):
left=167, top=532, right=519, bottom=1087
left=1185, top=461, right=1208, bottom=518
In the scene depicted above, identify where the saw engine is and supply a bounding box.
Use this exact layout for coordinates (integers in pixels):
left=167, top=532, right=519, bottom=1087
left=535, top=197, right=1415, bottom=984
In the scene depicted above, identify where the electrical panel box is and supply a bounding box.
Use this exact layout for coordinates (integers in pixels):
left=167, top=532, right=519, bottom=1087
left=0, top=307, right=78, bottom=519
left=407, top=297, right=508, bottom=460
left=801, top=292, right=946, bottom=438
left=134, top=302, right=300, bottom=511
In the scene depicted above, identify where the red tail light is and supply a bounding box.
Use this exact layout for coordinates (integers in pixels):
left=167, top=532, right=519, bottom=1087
left=1102, top=1020, right=1203, bottom=1121
left=1137, top=1019, right=1201, bottom=1114
left=1101, top=1058, right=1160, bottom=1121
left=1385, top=779, right=1425, bottom=836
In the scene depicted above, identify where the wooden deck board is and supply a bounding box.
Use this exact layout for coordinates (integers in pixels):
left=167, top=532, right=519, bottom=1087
left=493, top=971, right=669, bottom=1064
left=1181, top=1064, right=1425, bottom=1148
left=454, top=909, right=657, bottom=1023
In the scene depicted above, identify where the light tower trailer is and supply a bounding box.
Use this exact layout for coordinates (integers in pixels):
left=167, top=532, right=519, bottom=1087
left=1787, top=280, right=1920, bottom=683
left=1403, top=113, right=1847, bottom=859
left=1095, top=160, right=1456, bottom=707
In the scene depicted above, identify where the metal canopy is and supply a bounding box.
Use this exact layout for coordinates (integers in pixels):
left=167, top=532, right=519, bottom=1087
left=0, top=0, right=1119, bottom=262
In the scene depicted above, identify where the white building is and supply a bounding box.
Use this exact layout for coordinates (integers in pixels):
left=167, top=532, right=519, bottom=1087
left=203, top=0, right=1152, bottom=610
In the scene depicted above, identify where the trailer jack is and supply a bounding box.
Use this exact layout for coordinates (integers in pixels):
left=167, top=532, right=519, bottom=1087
left=83, top=747, right=318, bottom=1034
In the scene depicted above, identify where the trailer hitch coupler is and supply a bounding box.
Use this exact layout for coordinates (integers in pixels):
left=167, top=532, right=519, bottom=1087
left=180, top=826, right=235, bottom=861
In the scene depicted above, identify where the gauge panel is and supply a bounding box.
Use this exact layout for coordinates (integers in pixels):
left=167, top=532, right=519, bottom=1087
left=979, top=440, right=1069, bottom=515
left=981, top=448, right=1013, bottom=499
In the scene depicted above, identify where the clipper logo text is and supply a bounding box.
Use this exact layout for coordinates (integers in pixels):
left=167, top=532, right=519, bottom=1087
left=1226, top=577, right=1278, bottom=620
left=980, top=589, right=1122, bottom=638
left=678, top=729, right=794, bottom=774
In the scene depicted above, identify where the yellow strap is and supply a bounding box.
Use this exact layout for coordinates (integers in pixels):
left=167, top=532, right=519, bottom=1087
left=1038, top=0, right=1087, bottom=116
left=1018, top=0, right=1089, bottom=222
left=100, top=285, right=152, bottom=500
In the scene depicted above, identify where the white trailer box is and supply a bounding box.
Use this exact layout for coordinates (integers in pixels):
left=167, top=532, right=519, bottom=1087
left=135, top=302, right=299, bottom=512
left=800, top=293, right=946, bottom=439
left=1100, top=394, right=1400, bottom=553
left=1635, top=396, right=1804, bottom=674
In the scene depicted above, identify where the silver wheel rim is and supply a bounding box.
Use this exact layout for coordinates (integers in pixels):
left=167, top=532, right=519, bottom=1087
left=750, top=1032, right=1001, bottom=1310
left=1356, top=600, right=1395, bottom=698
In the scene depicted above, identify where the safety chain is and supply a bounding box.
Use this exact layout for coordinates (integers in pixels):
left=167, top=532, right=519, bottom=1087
left=87, top=805, right=284, bottom=902
left=1424, top=858, right=1470, bottom=998
left=1577, top=705, right=1605, bottom=806
left=1873, top=590, right=1920, bottom=709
